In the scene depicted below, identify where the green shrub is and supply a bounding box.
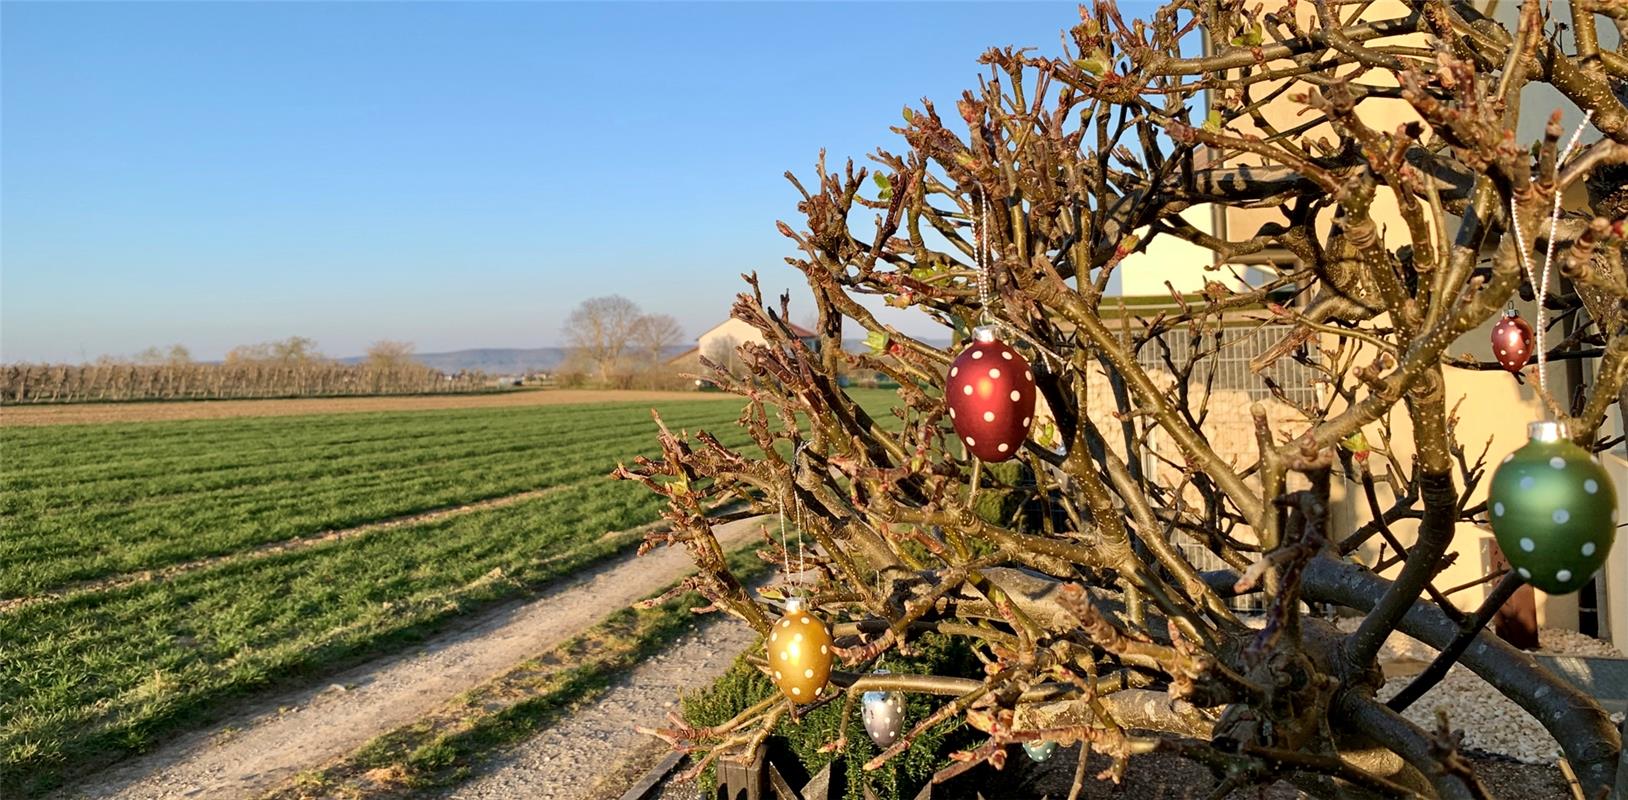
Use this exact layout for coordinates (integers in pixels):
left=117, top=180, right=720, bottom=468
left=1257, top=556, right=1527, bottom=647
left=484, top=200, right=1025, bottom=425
left=681, top=632, right=981, bottom=800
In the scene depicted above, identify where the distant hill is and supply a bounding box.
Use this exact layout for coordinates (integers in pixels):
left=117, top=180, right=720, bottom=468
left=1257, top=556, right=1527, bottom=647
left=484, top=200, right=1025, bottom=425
left=330, top=338, right=953, bottom=375
left=338, top=346, right=690, bottom=375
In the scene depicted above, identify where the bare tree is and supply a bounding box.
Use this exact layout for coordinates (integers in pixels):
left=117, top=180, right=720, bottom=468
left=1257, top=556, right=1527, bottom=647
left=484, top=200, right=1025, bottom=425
left=701, top=334, right=743, bottom=377
left=618, top=3, right=1628, bottom=798
left=129, top=345, right=191, bottom=366
left=226, top=336, right=325, bottom=365
left=565, top=295, right=644, bottom=383
left=365, top=340, right=416, bottom=370
left=632, top=313, right=684, bottom=365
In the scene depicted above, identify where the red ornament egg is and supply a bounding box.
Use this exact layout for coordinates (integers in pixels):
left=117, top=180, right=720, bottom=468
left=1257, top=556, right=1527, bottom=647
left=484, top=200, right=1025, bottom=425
left=1492, top=312, right=1535, bottom=373
left=946, top=328, right=1036, bottom=462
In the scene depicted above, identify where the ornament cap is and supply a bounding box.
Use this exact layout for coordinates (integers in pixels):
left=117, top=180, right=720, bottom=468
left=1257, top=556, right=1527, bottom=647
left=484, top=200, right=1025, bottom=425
left=972, top=325, right=998, bottom=343
left=1502, top=306, right=1520, bottom=318
left=783, top=596, right=804, bottom=613
left=1528, top=420, right=1570, bottom=442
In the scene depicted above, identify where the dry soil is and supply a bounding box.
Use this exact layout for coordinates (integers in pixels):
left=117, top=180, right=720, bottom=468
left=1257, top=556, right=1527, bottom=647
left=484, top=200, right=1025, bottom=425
left=0, top=389, right=731, bottom=427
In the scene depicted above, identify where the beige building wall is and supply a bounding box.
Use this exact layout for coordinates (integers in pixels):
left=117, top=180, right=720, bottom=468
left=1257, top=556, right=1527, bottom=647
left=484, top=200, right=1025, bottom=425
left=1206, top=0, right=1619, bottom=637
left=1116, top=205, right=1232, bottom=296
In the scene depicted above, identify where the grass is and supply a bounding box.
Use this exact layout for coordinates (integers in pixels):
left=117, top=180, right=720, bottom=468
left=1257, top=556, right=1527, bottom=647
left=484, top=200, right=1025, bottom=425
left=0, top=401, right=745, bottom=595
left=1, top=483, right=661, bottom=796
left=0, top=388, right=906, bottom=797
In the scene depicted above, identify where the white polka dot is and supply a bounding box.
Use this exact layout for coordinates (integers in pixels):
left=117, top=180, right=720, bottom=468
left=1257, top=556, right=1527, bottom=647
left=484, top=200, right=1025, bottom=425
left=1550, top=457, right=1567, bottom=470
left=775, top=670, right=782, bottom=679
left=1002, top=350, right=1012, bottom=360
left=1503, top=453, right=1513, bottom=464
left=1499, top=349, right=1507, bottom=356
left=1025, top=370, right=1033, bottom=381
left=792, top=686, right=801, bottom=695
left=1553, top=509, right=1570, bottom=524
left=988, top=368, right=1001, bottom=379
left=800, top=615, right=810, bottom=624
left=1520, top=537, right=1535, bottom=552
left=793, top=632, right=803, bottom=643
left=963, top=385, right=973, bottom=395
left=1520, top=476, right=1535, bottom=491
left=781, top=620, right=791, bottom=628
left=771, top=631, right=777, bottom=642
left=804, top=668, right=814, bottom=678
left=972, top=350, right=984, bottom=359
left=1584, top=479, right=1598, bottom=494
left=780, top=650, right=789, bottom=660
left=950, top=366, right=959, bottom=377
left=1557, top=569, right=1573, bottom=583
left=964, top=436, right=975, bottom=446
left=1518, top=567, right=1531, bottom=579
left=983, top=411, right=994, bottom=422
left=1021, top=416, right=1031, bottom=427
left=819, top=644, right=827, bottom=654
left=949, top=408, right=956, bottom=419
left=1494, top=502, right=1505, bottom=517
left=997, top=443, right=1008, bottom=453
left=1582, top=542, right=1597, bottom=557
left=1010, top=390, right=1020, bottom=402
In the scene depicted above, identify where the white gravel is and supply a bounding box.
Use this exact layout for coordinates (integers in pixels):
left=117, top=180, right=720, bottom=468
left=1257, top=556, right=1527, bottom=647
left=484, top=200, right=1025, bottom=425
left=448, top=616, right=759, bottom=800
left=1369, top=626, right=1624, bottom=764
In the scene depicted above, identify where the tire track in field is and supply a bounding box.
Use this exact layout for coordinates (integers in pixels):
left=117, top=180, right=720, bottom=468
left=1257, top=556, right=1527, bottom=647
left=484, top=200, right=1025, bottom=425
left=52, top=515, right=771, bottom=800
left=0, top=484, right=580, bottom=615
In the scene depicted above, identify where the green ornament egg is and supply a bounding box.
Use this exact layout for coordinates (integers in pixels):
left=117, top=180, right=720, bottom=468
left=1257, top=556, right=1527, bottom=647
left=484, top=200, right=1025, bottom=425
left=1487, top=422, right=1618, bottom=594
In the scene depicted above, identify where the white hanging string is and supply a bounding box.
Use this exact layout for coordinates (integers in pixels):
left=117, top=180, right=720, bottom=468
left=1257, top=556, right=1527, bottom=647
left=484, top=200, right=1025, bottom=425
left=974, top=192, right=994, bottom=324
left=778, top=483, right=792, bottom=585
left=1508, top=110, right=1593, bottom=407
left=792, top=441, right=809, bottom=593
left=971, top=189, right=1067, bottom=368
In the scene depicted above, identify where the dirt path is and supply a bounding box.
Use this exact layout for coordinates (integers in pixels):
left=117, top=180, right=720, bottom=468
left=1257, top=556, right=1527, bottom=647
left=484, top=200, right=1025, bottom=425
left=448, top=615, right=758, bottom=800
left=1, top=389, right=732, bottom=427
left=52, top=516, right=770, bottom=800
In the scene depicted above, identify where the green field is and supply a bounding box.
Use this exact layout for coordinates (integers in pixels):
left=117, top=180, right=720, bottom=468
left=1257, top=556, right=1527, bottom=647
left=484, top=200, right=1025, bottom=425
left=1, top=397, right=772, bottom=795
left=0, top=402, right=747, bottom=596
left=0, top=389, right=904, bottom=795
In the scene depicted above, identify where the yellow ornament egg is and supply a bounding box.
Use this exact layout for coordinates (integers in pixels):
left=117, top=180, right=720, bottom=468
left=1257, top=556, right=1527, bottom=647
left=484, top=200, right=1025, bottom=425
left=766, top=598, right=833, bottom=703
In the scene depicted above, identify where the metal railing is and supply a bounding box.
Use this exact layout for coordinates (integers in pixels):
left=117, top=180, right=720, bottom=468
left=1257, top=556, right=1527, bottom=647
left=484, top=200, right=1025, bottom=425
left=1133, top=323, right=1321, bottom=407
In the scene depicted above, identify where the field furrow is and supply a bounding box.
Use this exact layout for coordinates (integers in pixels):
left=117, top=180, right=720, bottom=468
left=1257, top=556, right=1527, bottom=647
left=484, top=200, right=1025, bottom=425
left=0, top=402, right=742, bottom=595
left=1, top=389, right=901, bottom=798
left=2, top=480, right=670, bottom=795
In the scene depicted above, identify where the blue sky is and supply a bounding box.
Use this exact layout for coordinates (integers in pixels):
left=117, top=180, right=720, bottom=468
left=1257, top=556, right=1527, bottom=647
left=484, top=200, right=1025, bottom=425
left=3, top=1, right=1098, bottom=362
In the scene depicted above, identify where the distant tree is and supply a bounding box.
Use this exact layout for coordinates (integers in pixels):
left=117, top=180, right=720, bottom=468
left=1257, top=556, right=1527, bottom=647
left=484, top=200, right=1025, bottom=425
left=270, top=336, right=323, bottom=364
left=632, top=313, right=683, bottom=364
left=365, top=340, right=416, bottom=370
left=564, top=295, right=643, bottom=383
left=131, top=347, right=164, bottom=365
left=702, top=334, right=743, bottom=376
left=226, top=336, right=325, bottom=365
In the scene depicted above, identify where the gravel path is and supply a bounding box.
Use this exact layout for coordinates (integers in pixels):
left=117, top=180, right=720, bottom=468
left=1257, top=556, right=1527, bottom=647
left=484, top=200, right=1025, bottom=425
left=52, top=517, right=768, bottom=800
left=447, top=616, right=759, bottom=800
left=1374, top=628, right=1625, bottom=764
left=1332, top=619, right=1627, bottom=764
